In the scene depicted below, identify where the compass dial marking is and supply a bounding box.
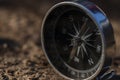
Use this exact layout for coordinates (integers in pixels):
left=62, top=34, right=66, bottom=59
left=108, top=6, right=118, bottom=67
left=96, top=45, right=101, bottom=53
left=88, top=58, right=94, bottom=65
left=69, top=15, right=74, bottom=22
left=62, top=28, right=67, bottom=34
left=96, top=29, right=101, bottom=35
left=74, top=56, right=80, bottom=63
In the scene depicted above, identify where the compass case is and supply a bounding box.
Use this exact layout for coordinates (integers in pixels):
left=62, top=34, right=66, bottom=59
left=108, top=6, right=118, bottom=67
left=41, top=0, right=115, bottom=80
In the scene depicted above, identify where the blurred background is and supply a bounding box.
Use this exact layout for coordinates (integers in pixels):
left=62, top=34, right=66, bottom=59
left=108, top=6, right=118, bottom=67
left=0, top=0, right=119, bottom=80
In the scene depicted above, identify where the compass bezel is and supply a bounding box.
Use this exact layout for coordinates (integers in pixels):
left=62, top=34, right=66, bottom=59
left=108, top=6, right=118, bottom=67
left=41, top=1, right=115, bottom=80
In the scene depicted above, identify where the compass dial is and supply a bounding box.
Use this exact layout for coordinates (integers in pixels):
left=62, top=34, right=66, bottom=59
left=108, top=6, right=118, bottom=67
left=55, top=10, right=102, bottom=70
left=41, top=1, right=115, bottom=80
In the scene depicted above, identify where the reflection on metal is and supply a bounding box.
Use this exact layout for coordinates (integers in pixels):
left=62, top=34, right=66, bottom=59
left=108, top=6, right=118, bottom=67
left=96, top=55, right=120, bottom=80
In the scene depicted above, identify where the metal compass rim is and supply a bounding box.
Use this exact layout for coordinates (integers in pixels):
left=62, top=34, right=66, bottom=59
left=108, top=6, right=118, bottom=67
left=41, top=1, right=115, bottom=80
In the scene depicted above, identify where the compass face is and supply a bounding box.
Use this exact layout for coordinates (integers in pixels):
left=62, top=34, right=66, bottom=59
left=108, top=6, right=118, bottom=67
left=55, top=10, right=102, bottom=70
left=41, top=1, right=108, bottom=80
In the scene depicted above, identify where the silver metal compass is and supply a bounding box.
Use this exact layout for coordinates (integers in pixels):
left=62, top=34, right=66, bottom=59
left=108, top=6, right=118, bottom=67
left=41, top=0, right=116, bottom=80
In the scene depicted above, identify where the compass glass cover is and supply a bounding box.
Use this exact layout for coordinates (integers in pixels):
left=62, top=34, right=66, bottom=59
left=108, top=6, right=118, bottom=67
left=55, top=10, right=102, bottom=70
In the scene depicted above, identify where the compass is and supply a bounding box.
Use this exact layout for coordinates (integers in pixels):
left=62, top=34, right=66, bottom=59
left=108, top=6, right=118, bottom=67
left=41, top=0, right=115, bottom=80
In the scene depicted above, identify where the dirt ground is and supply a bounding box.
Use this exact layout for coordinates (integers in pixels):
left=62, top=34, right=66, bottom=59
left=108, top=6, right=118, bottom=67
left=0, top=0, right=119, bottom=80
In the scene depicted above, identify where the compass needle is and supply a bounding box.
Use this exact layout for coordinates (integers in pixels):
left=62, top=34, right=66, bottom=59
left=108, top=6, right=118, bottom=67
left=85, top=41, right=96, bottom=49
left=83, top=33, right=93, bottom=40
left=86, top=40, right=96, bottom=42
left=85, top=45, right=98, bottom=61
left=81, top=43, right=88, bottom=56
left=69, top=45, right=78, bottom=60
left=68, top=33, right=76, bottom=37
left=73, top=23, right=79, bottom=35
left=83, top=27, right=90, bottom=37
left=77, top=46, right=81, bottom=56
left=81, top=45, right=84, bottom=59
left=79, top=18, right=88, bottom=34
